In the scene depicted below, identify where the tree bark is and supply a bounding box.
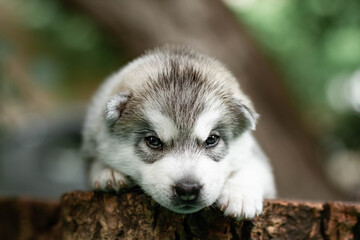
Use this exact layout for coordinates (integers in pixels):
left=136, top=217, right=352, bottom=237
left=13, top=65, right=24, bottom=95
left=58, top=0, right=347, bottom=200
left=1, top=191, right=360, bottom=240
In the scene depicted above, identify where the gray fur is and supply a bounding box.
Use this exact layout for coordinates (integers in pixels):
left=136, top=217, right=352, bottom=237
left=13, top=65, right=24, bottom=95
left=82, top=45, right=276, bottom=218
left=108, top=47, right=254, bottom=164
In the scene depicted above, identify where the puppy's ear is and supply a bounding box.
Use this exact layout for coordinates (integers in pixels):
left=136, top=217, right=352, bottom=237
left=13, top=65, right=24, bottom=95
left=105, top=92, right=131, bottom=125
left=235, top=100, right=259, bottom=131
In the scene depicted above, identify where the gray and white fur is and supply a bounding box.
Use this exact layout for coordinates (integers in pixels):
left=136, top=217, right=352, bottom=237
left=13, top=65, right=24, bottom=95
left=82, top=45, right=276, bottom=219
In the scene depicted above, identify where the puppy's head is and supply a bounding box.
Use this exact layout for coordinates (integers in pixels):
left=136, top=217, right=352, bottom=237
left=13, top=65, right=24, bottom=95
left=104, top=50, right=257, bottom=213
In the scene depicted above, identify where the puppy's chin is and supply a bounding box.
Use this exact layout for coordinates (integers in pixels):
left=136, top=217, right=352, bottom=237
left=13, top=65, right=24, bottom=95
left=168, top=205, right=205, bottom=214
left=154, top=197, right=209, bottom=214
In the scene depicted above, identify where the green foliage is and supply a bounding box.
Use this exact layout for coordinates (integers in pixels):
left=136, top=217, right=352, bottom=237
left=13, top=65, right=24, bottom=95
left=16, top=0, right=126, bottom=100
left=332, top=113, right=360, bottom=150
left=229, top=0, right=360, bottom=150
left=231, top=0, right=360, bottom=105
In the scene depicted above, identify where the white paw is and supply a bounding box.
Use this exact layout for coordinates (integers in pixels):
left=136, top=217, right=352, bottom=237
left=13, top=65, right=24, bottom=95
left=91, top=168, right=128, bottom=192
left=216, top=186, right=263, bottom=220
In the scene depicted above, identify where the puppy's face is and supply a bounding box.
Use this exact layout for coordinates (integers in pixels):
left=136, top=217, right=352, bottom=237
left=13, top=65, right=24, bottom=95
left=104, top=63, right=257, bottom=213
left=133, top=107, right=233, bottom=213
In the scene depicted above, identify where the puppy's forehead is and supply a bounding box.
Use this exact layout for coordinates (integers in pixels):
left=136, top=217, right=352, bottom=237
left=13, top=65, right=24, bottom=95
left=141, top=61, right=229, bottom=118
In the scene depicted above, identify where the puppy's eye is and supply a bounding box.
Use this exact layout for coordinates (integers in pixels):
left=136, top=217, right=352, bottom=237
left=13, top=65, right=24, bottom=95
left=145, top=136, right=163, bottom=149
left=205, top=135, right=220, bottom=148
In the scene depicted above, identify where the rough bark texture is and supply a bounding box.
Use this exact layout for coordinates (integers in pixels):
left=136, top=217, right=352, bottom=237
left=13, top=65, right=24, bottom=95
left=1, top=191, right=359, bottom=240
left=59, top=0, right=347, bottom=200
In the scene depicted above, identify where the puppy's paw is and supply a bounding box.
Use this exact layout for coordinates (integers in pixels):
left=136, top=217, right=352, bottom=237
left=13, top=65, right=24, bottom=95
left=216, top=186, right=263, bottom=220
left=92, top=168, right=128, bottom=192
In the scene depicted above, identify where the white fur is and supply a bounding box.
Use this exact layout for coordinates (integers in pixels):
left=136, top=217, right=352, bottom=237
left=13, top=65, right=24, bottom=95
left=217, top=133, right=276, bottom=219
left=105, top=93, right=129, bottom=123
left=193, top=108, right=222, bottom=140
left=146, top=110, right=179, bottom=141
left=82, top=46, right=276, bottom=219
left=139, top=150, right=229, bottom=213
left=89, top=161, right=129, bottom=192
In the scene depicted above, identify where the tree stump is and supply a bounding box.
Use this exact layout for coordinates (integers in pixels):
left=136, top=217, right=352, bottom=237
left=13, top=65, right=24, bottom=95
left=1, top=191, right=359, bottom=239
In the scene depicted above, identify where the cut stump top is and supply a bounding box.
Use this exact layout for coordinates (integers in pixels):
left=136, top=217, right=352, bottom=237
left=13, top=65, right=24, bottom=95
left=0, top=191, right=359, bottom=239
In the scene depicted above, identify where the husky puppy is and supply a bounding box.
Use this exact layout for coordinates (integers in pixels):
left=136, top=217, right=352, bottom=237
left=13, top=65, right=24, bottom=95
left=82, top=45, right=276, bottom=219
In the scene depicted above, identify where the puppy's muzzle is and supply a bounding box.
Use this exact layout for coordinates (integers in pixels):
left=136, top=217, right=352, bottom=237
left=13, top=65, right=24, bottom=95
left=174, top=181, right=202, bottom=201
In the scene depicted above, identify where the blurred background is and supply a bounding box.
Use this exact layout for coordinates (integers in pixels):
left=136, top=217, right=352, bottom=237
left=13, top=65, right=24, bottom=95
left=0, top=0, right=359, bottom=200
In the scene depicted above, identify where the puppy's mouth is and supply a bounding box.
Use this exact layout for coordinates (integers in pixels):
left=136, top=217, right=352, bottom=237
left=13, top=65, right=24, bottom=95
left=170, top=202, right=204, bottom=214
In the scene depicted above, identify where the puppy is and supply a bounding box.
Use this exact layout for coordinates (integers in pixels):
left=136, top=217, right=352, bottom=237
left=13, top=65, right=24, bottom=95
left=82, top=45, right=276, bottom=219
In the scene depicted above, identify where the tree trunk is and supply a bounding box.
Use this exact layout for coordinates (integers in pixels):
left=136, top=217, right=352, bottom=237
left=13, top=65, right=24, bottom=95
left=58, top=0, right=347, bottom=200
left=1, top=191, right=359, bottom=239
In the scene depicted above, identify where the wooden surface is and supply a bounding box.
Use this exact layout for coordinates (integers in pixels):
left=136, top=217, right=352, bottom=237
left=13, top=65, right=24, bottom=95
left=0, top=191, right=359, bottom=239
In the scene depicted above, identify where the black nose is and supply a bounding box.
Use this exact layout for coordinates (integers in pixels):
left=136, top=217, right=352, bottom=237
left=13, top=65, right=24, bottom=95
left=174, top=181, right=202, bottom=201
